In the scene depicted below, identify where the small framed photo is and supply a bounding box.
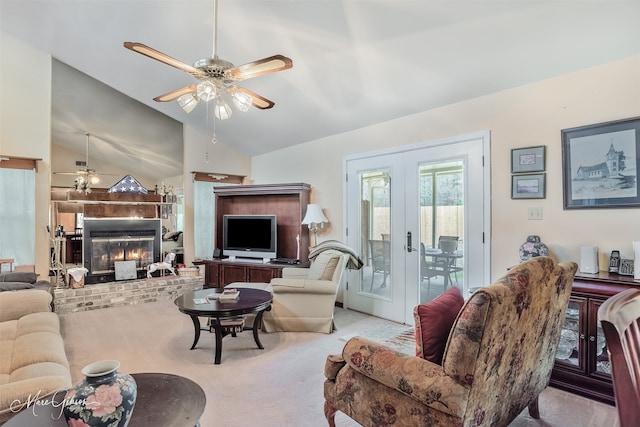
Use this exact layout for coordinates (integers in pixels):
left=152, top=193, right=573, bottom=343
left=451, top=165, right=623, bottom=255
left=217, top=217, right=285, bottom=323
left=562, top=116, right=640, bottom=209
left=511, top=145, right=545, bottom=173
left=512, top=173, right=546, bottom=199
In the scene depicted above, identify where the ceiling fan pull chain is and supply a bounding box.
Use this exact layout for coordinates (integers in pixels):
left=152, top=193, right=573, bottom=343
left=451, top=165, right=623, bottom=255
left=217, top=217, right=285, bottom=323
left=212, top=112, right=218, bottom=145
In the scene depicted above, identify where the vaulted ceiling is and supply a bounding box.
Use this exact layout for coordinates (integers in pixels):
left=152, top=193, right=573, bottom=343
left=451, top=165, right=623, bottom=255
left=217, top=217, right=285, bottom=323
left=2, top=1, right=639, bottom=168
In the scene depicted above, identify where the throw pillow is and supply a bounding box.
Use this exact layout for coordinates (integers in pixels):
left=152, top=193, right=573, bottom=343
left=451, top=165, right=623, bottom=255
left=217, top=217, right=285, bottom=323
left=414, top=286, right=464, bottom=364
left=307, top=250, right=342, bottom=281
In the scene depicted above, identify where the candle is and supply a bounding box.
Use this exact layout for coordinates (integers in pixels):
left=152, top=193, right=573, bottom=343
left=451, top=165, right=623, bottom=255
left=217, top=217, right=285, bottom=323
left=634, top=241, right=640, bottom=280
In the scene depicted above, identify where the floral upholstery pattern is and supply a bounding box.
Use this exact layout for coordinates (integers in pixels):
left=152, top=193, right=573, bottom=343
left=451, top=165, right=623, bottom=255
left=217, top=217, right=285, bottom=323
left=324, top=257, right=577, bottom=427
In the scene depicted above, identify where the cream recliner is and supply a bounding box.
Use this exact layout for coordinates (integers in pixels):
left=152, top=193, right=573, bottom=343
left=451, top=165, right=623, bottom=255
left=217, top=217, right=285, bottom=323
left=227, top=249, right=350, bottom=333
left=264, top=250, right=350, bottom=333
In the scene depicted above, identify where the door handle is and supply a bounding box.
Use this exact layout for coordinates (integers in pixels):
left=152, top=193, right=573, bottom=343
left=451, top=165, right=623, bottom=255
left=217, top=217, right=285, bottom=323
left=406, top=232, right=417, bottom=253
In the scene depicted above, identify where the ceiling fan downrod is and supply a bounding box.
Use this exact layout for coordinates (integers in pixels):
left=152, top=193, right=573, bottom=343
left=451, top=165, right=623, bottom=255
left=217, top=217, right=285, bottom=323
left=212, top=0, right=219, bottom=59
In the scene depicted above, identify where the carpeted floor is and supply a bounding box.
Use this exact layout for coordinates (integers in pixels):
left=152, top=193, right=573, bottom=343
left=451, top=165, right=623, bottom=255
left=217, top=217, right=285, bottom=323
left=52, top=300, right=618, bottom=427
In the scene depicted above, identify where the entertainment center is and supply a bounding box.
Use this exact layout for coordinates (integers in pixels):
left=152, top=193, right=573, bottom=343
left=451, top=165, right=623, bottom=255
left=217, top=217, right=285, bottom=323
left=203, top=183, right=311, bottom=288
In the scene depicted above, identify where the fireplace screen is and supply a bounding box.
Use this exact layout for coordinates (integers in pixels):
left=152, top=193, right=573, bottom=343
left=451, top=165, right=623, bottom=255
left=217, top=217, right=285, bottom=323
left=90, top=235, right=155, bottom=274
left=83, top=219, right=161, bottom=283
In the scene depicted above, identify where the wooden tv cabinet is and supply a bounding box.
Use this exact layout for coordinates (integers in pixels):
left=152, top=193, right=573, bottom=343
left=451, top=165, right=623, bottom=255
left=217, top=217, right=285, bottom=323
left=213, top=182, right=311, bottom=261
left=550, top=271, right=639, bottom=405
left=202, top=259, right=309, bottom=288
left=205, top=182, right=312, bottom=289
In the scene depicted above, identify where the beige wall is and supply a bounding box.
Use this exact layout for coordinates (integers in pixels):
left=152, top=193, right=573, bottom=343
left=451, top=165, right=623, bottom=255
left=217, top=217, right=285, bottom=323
left=251, top=55, right=640, bottom=282
left=1, top=32, right=52, bottom=278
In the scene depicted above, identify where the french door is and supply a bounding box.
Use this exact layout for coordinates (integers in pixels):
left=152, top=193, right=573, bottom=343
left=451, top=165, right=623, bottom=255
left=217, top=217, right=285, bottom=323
left=344, top=132, right=491, bottom=324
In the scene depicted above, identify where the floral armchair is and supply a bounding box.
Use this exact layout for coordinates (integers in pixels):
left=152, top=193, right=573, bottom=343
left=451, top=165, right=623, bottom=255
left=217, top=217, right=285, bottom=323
left=324, top=257, right=578, bottom=426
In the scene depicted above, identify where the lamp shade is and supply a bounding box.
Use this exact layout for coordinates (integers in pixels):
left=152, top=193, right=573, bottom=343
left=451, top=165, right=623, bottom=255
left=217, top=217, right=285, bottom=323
left=230, top=86, right=253, bottom=112
left=302, top=204, right=328, bottom=225
left=177, top=94, right=199, bottom=113
left=214, top=98, right=233, bottom=120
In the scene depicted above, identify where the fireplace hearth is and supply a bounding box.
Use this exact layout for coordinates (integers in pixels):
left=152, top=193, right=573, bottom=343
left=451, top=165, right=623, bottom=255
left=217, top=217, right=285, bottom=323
left=83, top=218, right=161, bottom=284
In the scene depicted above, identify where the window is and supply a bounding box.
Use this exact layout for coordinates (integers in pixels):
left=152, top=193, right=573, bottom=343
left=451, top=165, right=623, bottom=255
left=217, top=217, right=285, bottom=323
left=0, top=168, right=35, bottom=270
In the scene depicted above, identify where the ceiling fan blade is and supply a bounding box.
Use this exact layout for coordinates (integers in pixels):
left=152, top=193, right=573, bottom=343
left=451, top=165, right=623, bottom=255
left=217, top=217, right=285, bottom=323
left=227, top=55, right=293, bottom=82
left=230, top=86, right=275, bottom=110
left=124, top=42, right=204, bottom=78
left=153, top=85, right=198, bottom=102
left=53, top=171, right=83, bottom=176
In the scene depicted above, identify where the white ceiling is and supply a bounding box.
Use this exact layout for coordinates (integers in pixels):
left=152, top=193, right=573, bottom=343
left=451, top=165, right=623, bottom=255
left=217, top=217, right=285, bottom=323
left=2, top=0, right=640, bottom=164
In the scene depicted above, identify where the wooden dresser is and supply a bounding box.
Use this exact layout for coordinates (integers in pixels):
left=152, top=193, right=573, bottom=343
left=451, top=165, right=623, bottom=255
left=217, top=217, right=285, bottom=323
left=550, top=271, right=639, bottom=405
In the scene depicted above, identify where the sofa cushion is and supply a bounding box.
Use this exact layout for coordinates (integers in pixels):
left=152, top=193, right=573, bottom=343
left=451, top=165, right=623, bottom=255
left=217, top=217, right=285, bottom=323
left=0, top=282, right=34, bottom=292
left=307, top=250, right=342, bottom=281
left=414, top=286, right=464, bottom=364
left=0, top=272, right=37, bottom=284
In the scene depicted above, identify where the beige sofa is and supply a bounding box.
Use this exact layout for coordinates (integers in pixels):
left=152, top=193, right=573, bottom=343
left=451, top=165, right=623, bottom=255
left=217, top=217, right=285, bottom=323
left=0, top=290, right=72, bottom=422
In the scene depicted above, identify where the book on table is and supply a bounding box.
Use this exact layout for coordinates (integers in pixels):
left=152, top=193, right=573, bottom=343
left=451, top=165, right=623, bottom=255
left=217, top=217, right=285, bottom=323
left=219, top=288, right=240, bottom=300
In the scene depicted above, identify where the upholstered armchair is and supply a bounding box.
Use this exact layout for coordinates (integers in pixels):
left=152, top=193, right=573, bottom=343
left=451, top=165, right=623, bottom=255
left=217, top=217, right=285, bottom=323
left=324, top=256, right=578, bottom=426
left=263, top=249, right=350, bottom=333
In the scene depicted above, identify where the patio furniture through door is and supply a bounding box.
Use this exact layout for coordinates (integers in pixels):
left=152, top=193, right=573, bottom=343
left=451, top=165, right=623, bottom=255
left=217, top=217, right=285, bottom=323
left=345, top=132, right=490, bottom=324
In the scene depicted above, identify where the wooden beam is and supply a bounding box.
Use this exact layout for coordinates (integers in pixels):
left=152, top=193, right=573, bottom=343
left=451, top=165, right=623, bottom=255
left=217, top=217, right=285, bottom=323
left=0, top=155, right=41, bottom=171
left=191, top=171, right=245, bottom=184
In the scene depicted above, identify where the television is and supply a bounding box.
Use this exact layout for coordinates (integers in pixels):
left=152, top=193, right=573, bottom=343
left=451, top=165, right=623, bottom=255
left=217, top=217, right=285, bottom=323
left=222, top=214, right=277, bottom=260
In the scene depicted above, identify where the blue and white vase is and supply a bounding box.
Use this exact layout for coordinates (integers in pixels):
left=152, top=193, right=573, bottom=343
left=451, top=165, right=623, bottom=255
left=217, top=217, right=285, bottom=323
left=63, top=360, right=137, bottom=427
left=519, top=235, right=549, bottom=263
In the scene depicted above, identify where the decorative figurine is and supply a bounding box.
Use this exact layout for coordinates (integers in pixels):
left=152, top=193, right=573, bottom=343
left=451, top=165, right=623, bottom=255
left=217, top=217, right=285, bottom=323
left=619, top=259, right=634, bottom=276
left=608, top=250, right=621, bottom=274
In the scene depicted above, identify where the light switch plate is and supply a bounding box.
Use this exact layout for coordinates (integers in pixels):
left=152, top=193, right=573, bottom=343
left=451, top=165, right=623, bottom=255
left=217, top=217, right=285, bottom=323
left=527, top=207, right=543, bottom=220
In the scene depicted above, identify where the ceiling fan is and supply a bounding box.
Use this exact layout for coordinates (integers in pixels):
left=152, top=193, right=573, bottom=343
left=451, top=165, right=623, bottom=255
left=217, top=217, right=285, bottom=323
left=53, top=132, right=108, bottom=193
left=123, top=0, right=293, bottom=120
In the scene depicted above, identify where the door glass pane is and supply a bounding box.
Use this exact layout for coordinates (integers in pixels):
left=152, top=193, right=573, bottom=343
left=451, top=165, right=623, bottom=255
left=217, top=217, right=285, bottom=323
left=418, top=161, right=464, bottom=303
left=556, top=301, right=581, bottom=366
left=360, top=170, right=391, bottom=298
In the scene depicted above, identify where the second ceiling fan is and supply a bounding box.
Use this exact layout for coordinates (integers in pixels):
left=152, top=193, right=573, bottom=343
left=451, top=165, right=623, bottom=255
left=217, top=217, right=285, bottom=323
left=124, top=0, right=293, bottom=120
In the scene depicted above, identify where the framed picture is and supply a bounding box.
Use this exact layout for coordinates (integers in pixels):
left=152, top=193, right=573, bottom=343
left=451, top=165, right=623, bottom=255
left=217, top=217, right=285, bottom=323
left=511, top=145, right=545, bottom=173
left=512, top=173, right=546, bottom=199
left=562, top=116, right=640, bottom=209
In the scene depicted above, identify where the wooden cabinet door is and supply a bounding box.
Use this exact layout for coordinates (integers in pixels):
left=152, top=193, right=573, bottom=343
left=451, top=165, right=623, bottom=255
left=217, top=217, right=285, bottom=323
left=204, top=263, right=219, bottom=288
left=555, top=296, right=588, bottom=374
left=220, top=264, right=248, bottom=286
left=247, top=266, right=278, bottom=283
left=588, top=298, right=612, bottom=382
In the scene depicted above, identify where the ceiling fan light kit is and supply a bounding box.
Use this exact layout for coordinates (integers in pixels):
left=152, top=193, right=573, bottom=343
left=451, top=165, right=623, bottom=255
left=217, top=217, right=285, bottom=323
left=123, top=0, right=292, bottom=124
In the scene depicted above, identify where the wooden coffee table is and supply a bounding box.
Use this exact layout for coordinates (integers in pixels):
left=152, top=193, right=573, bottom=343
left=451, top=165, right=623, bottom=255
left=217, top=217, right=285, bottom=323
left=174, top=288, right=273, bottom=364
left=3, top=372, right=205, bottom=427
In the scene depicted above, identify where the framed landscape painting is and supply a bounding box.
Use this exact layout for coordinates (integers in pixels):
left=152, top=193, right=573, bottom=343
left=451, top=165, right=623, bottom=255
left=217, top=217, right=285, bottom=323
left=562, top=116, right=640, bottom=209
left=511, top=145, right=545, bottom=173
left=512, top=173, right=545, bottom=199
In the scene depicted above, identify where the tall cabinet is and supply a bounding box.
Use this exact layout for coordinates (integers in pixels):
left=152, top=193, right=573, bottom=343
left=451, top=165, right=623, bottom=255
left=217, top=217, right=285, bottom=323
left=550, top=272, right=638, bottom=405
left=203, top=183, right=311, bottom=288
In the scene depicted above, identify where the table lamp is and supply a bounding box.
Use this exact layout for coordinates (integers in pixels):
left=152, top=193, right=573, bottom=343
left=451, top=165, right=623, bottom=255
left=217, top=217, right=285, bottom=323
left=302, top=204, right=328, bottom=246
